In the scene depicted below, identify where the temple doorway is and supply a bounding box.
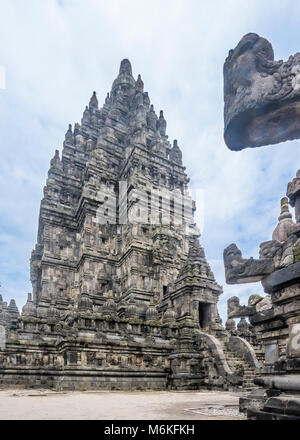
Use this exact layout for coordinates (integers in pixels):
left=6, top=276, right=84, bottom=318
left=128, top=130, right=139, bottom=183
left=198, top=302, right=211, bottom=329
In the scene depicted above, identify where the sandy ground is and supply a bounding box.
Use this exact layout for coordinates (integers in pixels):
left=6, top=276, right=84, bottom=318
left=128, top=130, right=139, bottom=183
left=0, top=389, right=245, bottom=420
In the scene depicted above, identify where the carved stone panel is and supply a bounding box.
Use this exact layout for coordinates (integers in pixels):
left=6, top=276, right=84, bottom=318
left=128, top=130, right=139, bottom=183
left=287, top=323, right=300, bottom=358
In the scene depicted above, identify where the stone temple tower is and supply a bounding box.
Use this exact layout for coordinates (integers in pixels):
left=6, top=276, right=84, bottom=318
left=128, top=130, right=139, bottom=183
left=2, top=60, right=259, bottom=392
left=29, top=59, right=222, bottom=329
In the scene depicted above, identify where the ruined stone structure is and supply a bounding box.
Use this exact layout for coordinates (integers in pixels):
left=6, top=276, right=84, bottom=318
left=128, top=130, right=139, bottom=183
left=224, top=175, right=300, bottom=419
left=224, top=34, right=300, bottom=418
left=224, top=33, right=300, bottom=150
left=0, top=59, right=258, bottom=391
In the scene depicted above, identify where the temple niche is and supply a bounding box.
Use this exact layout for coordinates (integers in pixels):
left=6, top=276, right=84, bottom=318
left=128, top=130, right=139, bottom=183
left=0, top=59, right=259, bottom=392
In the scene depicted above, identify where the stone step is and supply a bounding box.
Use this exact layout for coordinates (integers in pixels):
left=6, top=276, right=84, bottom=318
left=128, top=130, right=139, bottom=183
left=225, top=355, right=248, bottom=360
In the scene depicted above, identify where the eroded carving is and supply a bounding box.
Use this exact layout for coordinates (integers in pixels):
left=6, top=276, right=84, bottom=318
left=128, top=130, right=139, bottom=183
left=224, top=33, right=300, bottom=150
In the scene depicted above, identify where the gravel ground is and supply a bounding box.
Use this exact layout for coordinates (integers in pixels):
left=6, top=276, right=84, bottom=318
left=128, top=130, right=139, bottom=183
left=0, top=389, right=246, bottom=420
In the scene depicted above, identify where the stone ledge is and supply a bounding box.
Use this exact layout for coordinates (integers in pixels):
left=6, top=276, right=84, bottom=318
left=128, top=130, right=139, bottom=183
left=262, top=262, right=300, bottom=293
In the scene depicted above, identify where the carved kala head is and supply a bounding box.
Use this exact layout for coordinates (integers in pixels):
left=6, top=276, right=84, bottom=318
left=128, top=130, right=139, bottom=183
left=224, top=33, right=274, bottom=94
left=227, top=296, right=240, bottom=315
left=224, top=33, right=300, bottom=150
left=223, top=243, right=242, bottom=269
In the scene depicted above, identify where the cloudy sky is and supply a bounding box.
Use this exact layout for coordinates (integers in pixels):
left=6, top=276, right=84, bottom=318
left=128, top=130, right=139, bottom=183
left=0, top=0, right=300, bottom=320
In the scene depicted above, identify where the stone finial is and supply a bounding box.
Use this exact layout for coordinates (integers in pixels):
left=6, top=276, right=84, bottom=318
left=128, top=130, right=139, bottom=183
left=143, top=92, right=150, bottom=109
left=237, top=317, right=249, bottom=333
left=272, top=197, right=295, bottom=242
left=22, top=293, right=37, bottom=317
left=225, top=318, right=236, bottom=332
left=170, top=139, right=183, bottom=165
left=146, top=301, right=159, bottom=322
left=82, top=106, right=91, bottom=125
left=147, top=105, right=158, bottom=131
left=119, top=59, right=132, bottom=76
left=65, top=124, right=73, bottom=143
left=162, top=301, right=177, bottom=324
left=74, top=122, right=80, bottom=136
left=157, top=110, right=167, bottom=136
left=102, top=292, right=117, bottom=317
left=112, top=60, right=135, bottom=92
left=89, top=91, right=98, bottom=110
left=105, top=92, right=110, bottom=104
left=280, top=197, right=291, bottom=215
left=9, top=299, right=17, bottom=308
left=50, top=150, right=61, bottom=169
left=136, top=74, right=144, bottom=92
left=7, top=299, right=19, bottom=322
left=126, top=295, right=138, bottom=318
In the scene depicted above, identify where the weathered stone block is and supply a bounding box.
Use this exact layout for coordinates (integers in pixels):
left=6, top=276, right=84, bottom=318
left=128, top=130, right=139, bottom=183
left=264, top=343, right=279, bottom=365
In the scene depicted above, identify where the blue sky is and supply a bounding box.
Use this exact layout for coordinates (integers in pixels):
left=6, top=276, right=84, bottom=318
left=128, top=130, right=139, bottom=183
left=0, top=0, right=299, bottom=321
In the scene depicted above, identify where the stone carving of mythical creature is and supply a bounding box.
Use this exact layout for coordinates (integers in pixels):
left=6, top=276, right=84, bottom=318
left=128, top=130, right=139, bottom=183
left=223, top=243, right=274, bottom=284
left=224, top=32, right=300, bottom=150
left=227, top=295, right=259, bottom=319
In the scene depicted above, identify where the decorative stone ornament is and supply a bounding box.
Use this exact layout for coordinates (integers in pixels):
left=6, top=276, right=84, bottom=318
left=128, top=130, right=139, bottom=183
left=224, top=33, right=300, bottom=150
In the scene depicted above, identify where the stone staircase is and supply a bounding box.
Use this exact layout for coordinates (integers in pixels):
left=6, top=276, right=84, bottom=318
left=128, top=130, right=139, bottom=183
left=222, top=342, right=258, bottom=391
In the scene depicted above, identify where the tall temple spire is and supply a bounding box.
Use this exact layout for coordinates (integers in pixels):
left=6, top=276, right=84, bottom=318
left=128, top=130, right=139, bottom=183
left=0, top=57, right=232, bottom=393
left=31, top=58, right=219, bottom=329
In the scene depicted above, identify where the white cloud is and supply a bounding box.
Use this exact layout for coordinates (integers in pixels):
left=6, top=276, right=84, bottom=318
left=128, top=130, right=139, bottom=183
left=0, top=0, right=299, bottom=321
